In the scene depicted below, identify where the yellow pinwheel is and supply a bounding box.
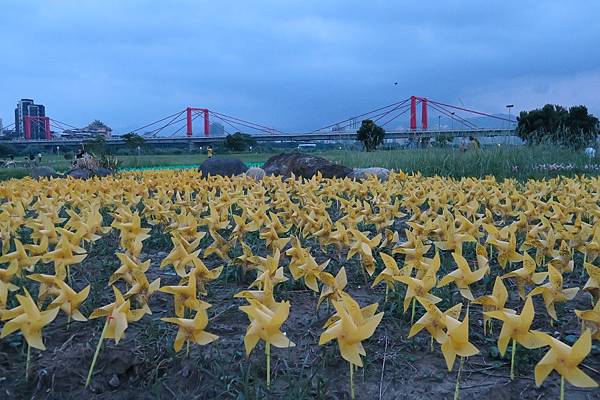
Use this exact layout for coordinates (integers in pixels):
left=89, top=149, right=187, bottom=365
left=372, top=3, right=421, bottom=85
left=0, top=239, right=40, bottom=274
left=528, top=265, right=578, bottom=321
left=319, top=292, right=383, bottom=399
left=438, top=252, right=488, bottom=301
left=318, top=267, right=347, bottom=309
left=394, top=267, right=441, bottom=312
left=473, top=276, right=514, bottom=335
left=439, top=312, right=479, bottom=371
left=487, top=231, right=523, bottom=269
left=582, top=261, right=600, bottom=303
left=252, top=249, right=288, bottom=289
left=534, top=330, right=597, bottom=394
left=240, top=298, right=295, bottom=387
left=49, top=280, right=90, bottom=321
left=409, top=296, right=462, bottom=345
left=88, top=286, right=146, bottom=343
left=161, top=308, right=218, bottom=353
left=160, top=273, right=210, bottom=317
left=485, top=296, right=546, bottom=379
left=502, top=252, right=548, bottom=300
left=290, top=252, right=328, bottom=292
left=575, top=300, right=600, bottom=340
left=0, top=288, right=59, bottom=350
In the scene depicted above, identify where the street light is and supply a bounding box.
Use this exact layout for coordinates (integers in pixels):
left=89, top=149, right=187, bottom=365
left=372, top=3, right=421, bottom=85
left=438, top=115, right=441, bottom=130
left=506, top=104, right=514, bottom=129
left=451, top=112, right=455, bottom=131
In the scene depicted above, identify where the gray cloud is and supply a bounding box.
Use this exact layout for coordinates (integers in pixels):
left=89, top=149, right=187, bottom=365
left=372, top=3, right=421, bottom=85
left=1, top=0, right=599, bottom=133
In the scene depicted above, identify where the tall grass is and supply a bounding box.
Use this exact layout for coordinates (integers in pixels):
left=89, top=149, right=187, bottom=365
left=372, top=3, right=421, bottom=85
left=0, top=145, right=596, bottom=181
left=327, top=145, right=598, bottom=180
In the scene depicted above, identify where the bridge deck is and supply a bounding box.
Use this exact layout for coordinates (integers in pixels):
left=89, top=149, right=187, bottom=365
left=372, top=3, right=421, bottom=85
left=2, top=129, right=516, bottom=147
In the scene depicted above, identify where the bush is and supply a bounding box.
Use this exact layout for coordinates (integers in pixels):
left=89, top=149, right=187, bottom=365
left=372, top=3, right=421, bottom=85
left=356, top=120, right=385, bottom=151
left=0, top=143, right=15, bottom=157
left=517, top=104, right=599, bottom=149
left=223, top=132, right=257, bottom=152
left=63, top=152, right=74, bottom=160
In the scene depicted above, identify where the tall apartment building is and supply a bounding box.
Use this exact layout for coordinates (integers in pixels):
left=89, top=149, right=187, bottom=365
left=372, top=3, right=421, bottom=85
left=14, top=98, right=48, bottom=139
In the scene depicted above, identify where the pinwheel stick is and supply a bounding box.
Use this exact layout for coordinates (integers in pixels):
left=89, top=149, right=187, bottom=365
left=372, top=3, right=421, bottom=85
left=349, top=362, right=355, bottom=400
left=25, top=343, right=31, bottom=380
left=411, top=298, right=416, bottom=326
left=560, top=375, right=565, bottom=400
left=453, top=357, right=464, bottom=400
left=86, top=318, right=109, bottom=388
left=266, top=342, right=271, bottom=388
left=510, top=339, right=516, bottom=380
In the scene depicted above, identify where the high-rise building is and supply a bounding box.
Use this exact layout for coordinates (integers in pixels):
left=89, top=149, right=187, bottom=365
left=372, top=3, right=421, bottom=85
left=14, top=98, right=48, bottom=139
left=209, top=122, right=225, bottom=136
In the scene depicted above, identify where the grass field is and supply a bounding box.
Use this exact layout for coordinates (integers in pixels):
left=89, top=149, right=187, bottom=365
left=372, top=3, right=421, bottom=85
left=0, top=145, right=597, bottom=180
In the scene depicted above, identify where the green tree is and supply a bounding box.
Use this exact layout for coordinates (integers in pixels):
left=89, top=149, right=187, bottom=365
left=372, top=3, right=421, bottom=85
left=121, top=133, right=146, bottom=151
left=85, top=136, right=107, bottom=155
left=356, top=119, right=385, bottom=151
left=517, top=104, right=598, bottom=148
left=223, top=132, right=256, bottom=152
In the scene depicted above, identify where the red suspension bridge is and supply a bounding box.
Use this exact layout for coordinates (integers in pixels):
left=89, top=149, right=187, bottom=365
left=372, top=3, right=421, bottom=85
left=5, top=96, right=517, bottom=146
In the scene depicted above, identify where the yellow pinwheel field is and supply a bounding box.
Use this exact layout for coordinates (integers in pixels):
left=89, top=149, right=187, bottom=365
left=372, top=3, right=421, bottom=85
left=0, top=169, right=599, bottom=399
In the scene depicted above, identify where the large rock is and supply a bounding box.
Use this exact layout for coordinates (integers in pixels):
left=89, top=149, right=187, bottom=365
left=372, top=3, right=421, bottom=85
left=198, top=157, right=249, bottom=177
left=245, top=167, right=266, bottom=181
left=31, top=166, right=62, bottom=179
left=262, top=153, right=352, bottom=179
left=95, top=167, right=113, bottom=177
left=65, top=168, right=95, bottom=179
left=348, top=167, right=390, bottom=182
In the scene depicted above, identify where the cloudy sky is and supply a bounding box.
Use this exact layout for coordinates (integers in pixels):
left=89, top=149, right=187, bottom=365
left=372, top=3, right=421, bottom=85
left=0, top=0, right=599, bottom=133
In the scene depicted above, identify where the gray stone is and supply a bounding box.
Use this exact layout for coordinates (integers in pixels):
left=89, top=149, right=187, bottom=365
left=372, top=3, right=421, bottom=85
left=348, top=167, right=390, bottom=182
left=108, top=374, right=120, bottom=387
left=95, top=167, right=113, bottom=177
left=31, top=166, right=62, bottom=179
left=198, top=157, right=249, bottom=177
left=262, top=152, right=352, bottom=179
left=245, top=167, right=266, bottom=181
left=65, top=168, right=95, bottom=179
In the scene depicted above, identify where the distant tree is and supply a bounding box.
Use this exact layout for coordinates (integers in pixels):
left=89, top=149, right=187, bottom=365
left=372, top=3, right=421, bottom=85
left=517, top=104, right=599, bottom=148
left=85, top=135, right=107, bottom=155
left=0, top=143, right=15, bottom=157
left=121, top=133, right=146, bottom=151
left=223, top=132, right=256, bottom=152
left=356, top=119, right=385, bottom=151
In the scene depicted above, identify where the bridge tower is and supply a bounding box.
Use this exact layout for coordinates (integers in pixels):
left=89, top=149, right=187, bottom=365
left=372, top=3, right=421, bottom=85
left=24, top=115, right=51, bottom=140
left=409, top=96, right=428, bottom=130
left=185, top=108, right=210, bottom=137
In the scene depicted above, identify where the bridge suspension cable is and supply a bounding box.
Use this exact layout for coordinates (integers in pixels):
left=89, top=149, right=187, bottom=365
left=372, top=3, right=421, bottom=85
left=311, top=98, right=411, bottom=133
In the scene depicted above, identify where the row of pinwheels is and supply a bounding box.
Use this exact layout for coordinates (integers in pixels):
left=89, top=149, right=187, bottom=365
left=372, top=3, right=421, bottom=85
left=0, top=170, right=598, bottom=398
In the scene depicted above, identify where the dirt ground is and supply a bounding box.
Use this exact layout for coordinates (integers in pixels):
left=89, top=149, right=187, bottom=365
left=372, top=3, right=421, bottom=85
left=1, top=231, right=599, bottom=400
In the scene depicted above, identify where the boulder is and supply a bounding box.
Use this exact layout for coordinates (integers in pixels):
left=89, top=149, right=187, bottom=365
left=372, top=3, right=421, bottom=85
left=245, top=167, right=266, bottom=181
left=31, top=166, right=62, bottom=179
left=65, top=168, right=95, bottom=179
left=198, top=156, right=248, bottom=177
left=348, top=167, right=390, bottom=182
left=95, top=167, right=113, bottom=177
left=262, top=153, right=352, bottom=179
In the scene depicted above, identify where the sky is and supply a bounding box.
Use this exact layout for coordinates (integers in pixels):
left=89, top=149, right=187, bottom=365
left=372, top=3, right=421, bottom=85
left=0, top=0, right=599, bottom=133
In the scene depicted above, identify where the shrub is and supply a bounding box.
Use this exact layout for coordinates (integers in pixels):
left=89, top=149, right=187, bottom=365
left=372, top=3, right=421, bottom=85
left=356, top=120, right=385, bottom=151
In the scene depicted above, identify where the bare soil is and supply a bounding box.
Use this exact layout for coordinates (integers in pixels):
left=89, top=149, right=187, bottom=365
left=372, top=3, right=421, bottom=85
left=1, top=232, right=599, bottom=400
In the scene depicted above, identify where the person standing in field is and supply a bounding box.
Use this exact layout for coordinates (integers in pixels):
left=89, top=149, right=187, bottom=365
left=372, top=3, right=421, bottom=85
left=207, top=145, right=213, bottom=158
left=469, top=136, right=481, bottom=150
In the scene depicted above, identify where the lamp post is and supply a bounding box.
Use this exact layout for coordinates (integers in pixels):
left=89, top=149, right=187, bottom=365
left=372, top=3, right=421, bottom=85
left=506, top=104, right=514, bottom=129
left=438, top=116, right=441, bottom=130
left=451, top=112, right=455, bottom=131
